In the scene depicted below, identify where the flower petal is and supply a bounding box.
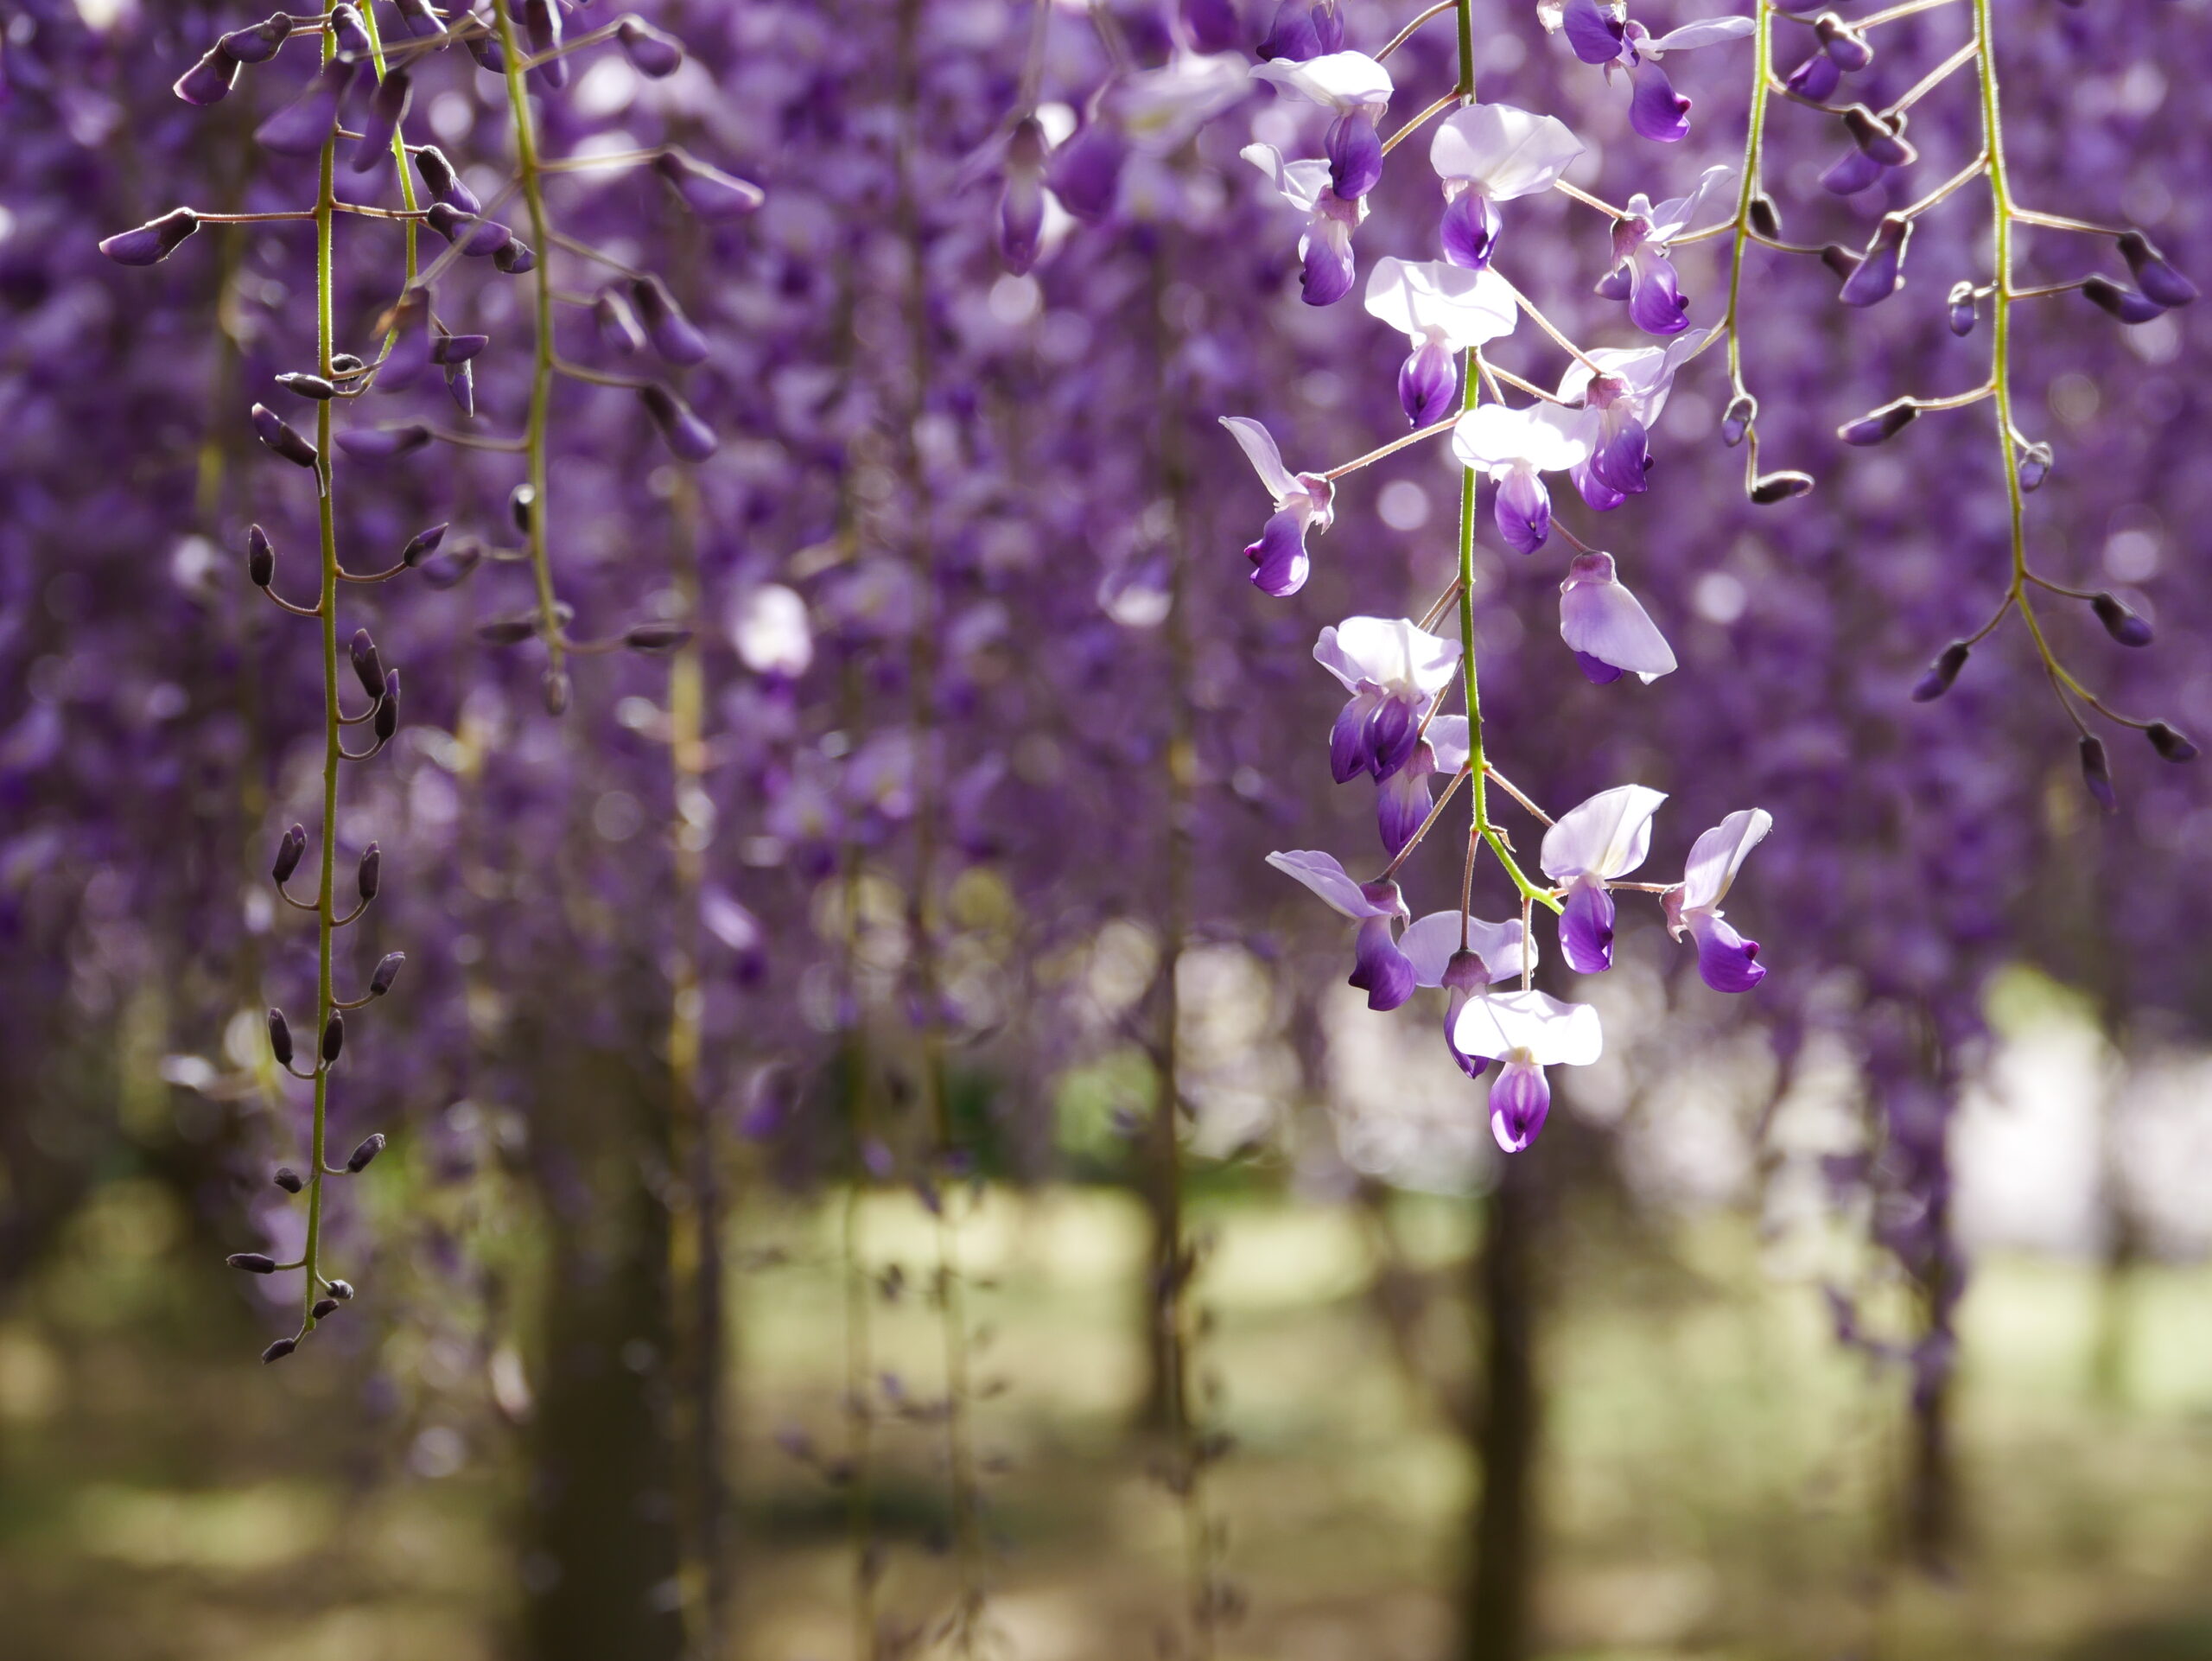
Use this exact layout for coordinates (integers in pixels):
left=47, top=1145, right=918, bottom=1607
left=1402, top=911, right=1531, bottom=986
left=1250, top=49, right=1393, bottom=112
left=1679, top=806, right=1771, bottom=911
left=1489, top=1059, right=1552, bottom=1153
left=1241, top=140, right=1330, bottom=214
left=1364, top=256, right=1520, bottom=349
left=1540, top=782, right=1666, bottom=880
left=1430, top=105, right=1586, bottom=200
left=1689, top=909, right=1765, bottom=992
left=1220, top=415, right=1300, bottom=502
left=1452, top=987, right=1604, bottom=1067
left=1350, top=913, right=1419, bottom=1010
left=1644, top=15, right=1758, bottom=54
left=1559, top=552, right=1677, bottom=681
left=1267, top=849, right=1391, bottom=918
left=1559, top=875, right=1618, bottom=973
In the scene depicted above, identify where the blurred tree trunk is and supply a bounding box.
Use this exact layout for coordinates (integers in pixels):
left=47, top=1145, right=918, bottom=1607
left=1459, top=1153, right=1540, bottom=1661
left=521, top=1045, right=686, bottom=1661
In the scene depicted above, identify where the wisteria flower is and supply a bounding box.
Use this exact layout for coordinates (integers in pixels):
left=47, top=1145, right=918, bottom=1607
left=1785, top=13, right=1872, bottom=102
left=1363, top=257, right=1518, bottom=425
left=1243, top=141, right=1368, bottom=306
left=1250, top=51, right=1395, bottom=200
left=1313, top=614, right=1462, bottom=783
left=1259, top=0, right=1344, bottom=62
left=1267, top=850, right=1416, bottom=1009
left=1452, top=989, right=1604, bottom=1151
left=1451, top=402, right=1591, bottom=554
left=1595, top=164, right=1736, bottom=335
left=1549, top=328, right=1709, bottom=510
left=1401, top=909, right=1532, bottom=1076
left=1540, top=783, right=1666, bottom=973
left=1375, top=714, right=1470, bottom=856
left=1220, top=415, right=1335, bottom=595
left=1429, top=104, right=1585, bottom=270
left=1559, top=552, right=1676, bottom=684
left=1663, top=807, right=1771, bottom=991
left=1550, top=0, right=1756, bottom=143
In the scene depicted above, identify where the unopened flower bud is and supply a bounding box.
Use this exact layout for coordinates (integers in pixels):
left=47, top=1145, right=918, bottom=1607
left=653, top=147, right=766, bottom=220
left=2081, top=275, right=2165, bottom=325
left=468, top=27, right=505, bottom=73
left=328, top=3, right=372, bottom=60
left=350, top=630, right=385, bottom=699
left=2147, top=722, right=2199, bottom=763
left=351, top=64, right=412, bottom=173
left=1838, top=215, right=1910, bottom=307
left=1720, top=393, right=1756, bottom=447
left=445, top=359, right=475, bottom=418
left=274, top=1167, right=304, bottom=1193
left=357, top=842, right=381, bottom=902
left=252, top=404, right=319, bottom=468
left=2079, top=735, right=2117, bottom=812
left=2016, top=441, right=2054, bottom=493
left=1815, top=12, right=1872, bottom=69
left=1784, top=50, right=1840, bottom=102
left=1748, top=194, right=1781, bottom=241
left=248, top=524, right=276, bottom=587
left=543, top=668, right=573, bottom=716
left=321, top=1011, right=345, bottom=1065
left=175, top=45, right=240, bottom=107
left=432, top=333, right=488, bottom=366
left=1838, top=399, right=1917, bottom=445
left=337, top=423, right=433, bottom=463
left=99, top=207, right=202, bottom=267
left=425, top=201, right=514, bottom=258
left=413, top=145, right=480, bottom=214
left=493, top=239, right=537, bottom=275
left=272, top=821, right=306, bottom=883
left=1841, top=105, right=1912, bottom=167
left=311, top=1297, right=341, bottom=1320
left=369, top=951, right=405, bottom=997
left=396, top=0, right=447, bottom=37
left=219, top=14, right=293, bottom=63
left=524, top=0, right=568, bottom=86
left=262, top=1337, right=298, bottom=1363
left=374, top=671, right=400, bottom=741
left=625, top=621, right=693, bottom=652
left=346, top=1132, right=386, bottom=1174
left=268, top=1008, right=294, bottom=1066
left=1819, top=243, right=1861, bottom=282
left=328, top=1279, right=356, bottom=1301
left=227, top=1252, right=278, bottom=1274
left=421, top=538, right=482, bottom=590
left=639, top=384, right=719, bottom=461
left=1911, top=640, right=1970, bottom=702
left=1749, top=471, right=1814, bottom=505
left=617, top=15, right=684, bottom=76
left=276, top=372, right=340, bottom=400
left=2088, top=591, right=2152, bottom=647
left=478, top=617, right=539, bottom=647
left=594, top=288, right=648, bottom=354
left=256, top=58, right=354, bottom=156
left=398, top=525, right=447, bottom=570
left=2118, top=230, right=2196, bottom=309
left=1948, top=280, right=1977, bottom=337
left=629, top=275, right=709, bottom=365
left=510, top=484, right=537, bottom=536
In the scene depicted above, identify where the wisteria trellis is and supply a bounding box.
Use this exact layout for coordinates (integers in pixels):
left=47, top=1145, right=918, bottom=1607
left=3, top=0, right=2200, bottom=1645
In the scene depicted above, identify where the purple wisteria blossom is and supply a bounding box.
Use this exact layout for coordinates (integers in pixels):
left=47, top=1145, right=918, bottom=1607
left=1451, top=402, right=1591, bottom=553
left=1243, top=140, right=1368, bottom=305
left=1539, top=784, right=1666, bottom=974
left=1551, top=0, right=1755, bottom=142
left=1428, top=104, right=1584, bottom=270
left=1785, top=12, right=1873, bottom=102
left=1258, top=0, right=1344, bottom=62
left=1221, top=416, right=1336, bottom=595
left=1250, top=51, right=1395, bottom=200
left=1559, top=552, right=1677, bottom=684
left=1548, top=329, right=1709, bottom=510
left=1595, top=164, right=1737, bottom=334
left=1266, top=850, right=1416, bottom=1009
left=1664, top=808, right=1773, bottom=991
left=1313, top=615, right=1462, bottom=784
left=1363, top=257, right=1519, bottom=426
left=1376, top=714, right=1471, bottom=856
left=1452, top=989, right=1605, bottom=1151
left=1401, top=911, right=1533, bottom=1077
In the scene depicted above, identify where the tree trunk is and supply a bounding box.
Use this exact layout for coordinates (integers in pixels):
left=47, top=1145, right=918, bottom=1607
left=1460, top=1154, right=1540, bottom=1661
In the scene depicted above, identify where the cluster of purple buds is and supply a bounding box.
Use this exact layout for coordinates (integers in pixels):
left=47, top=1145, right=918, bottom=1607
left=1553, top=0, right=1755, bottom=144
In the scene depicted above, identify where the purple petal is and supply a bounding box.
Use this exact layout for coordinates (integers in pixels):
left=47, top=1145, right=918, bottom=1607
left=1819, top=147, right=1885, bottom=195
left=1628, top=61, right=1691, bottom=143
left=1377, top=766, right=1433, bottom=857
left=1246, top=508, right=1311, bottom=597
left=1570, top=458, right=1627, bottom=513
left=1300, top=213, right=1357, bottom=305
left=1331, top=694, right=1375, bottom=784
left=1573, top=650, right=1626, bottom=684
left=1690, top=911, right=1765, bottom=992
left=1785, top=51, right=1842, bottom=101
left=1398, top=337, right=1461, bottom=427
left=1259, top=0, right=1321, bottom=60
left=1488, top=1060, right=1551, bottom=1153
left=1327, top=111, right=1383, bottom=200
left=1589, top=416, right=1652, bottom=496
left=1627, top=256, right=1690, bottom=335
left=1049, top=121, right=1127, bottom=223
left=1592, top=264, right=1636, bottom=302
left=1560, top=876, right=1617, bottom=973
left=1349, top=915, right=1418, bottom=1011
left=1494, top=468, right=1552, bottom=556
left=1363, top=695, right=1419, bottom=780
left=1562, top=0, right=1628, bottom=65
left=1439, top=191, right=1502, bottom=270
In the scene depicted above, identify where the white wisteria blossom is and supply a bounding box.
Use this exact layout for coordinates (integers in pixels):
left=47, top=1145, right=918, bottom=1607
left=1363, top=257, right=1518, bottom=424
left=1540, top=783, right=1667, bottom=974
left=1428, top=102, right=1584, bottom=270
left=1664, top=807, right=1772, bottom=992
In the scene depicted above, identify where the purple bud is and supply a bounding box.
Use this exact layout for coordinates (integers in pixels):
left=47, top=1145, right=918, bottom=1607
left=1838, top=215, right=1910, bottom=307
left=219, top=15, right=293, bottom=63
left=618, top=15, right=685, bottom=76
left=351, top=65, right=411, bottom=173
left=1819, top=241, right=1862, bottom=281
left=625, top=621, right=694, bottom=652
left=311, top=1297, right=341, bottom=1321
left=414, top=146, right=482, bottom=215
left=329, top=1279, right=355, bottom=1301
left=630, top=275, right=709, bottom=365
left=1749, top=471, right=1814, bottom=505
left=1783, top=51, right=1840, bottom=102
left=1720, top=393, right=1755, bottom=447
left=228, top=1252, right=278, bottom=1274
left=1837, top=400, right=1917, bottom=445
left=251, top=404, right=319, bottom=468
left=432, top=333, right=489, bottom=366
left=1948, top=280, right=1977, bottom=336
left=1819, top=147, right=1886, bottom=196
left=1000, top=122, right=1048, bottom=276
left=357, top=842, right=381, bottom=902
left=543, top=669, right=573, bottom=717
left=468, top=26, right=506, bottom=73
left=396, top=0, right=447, bottom=38
left=2079, top=735, right=2117, bottom=812
left=594, top=288, right=648, bottom=354
left=1842, top=105, right=1913, bottom=166
left=2118, top=231, right=2196, bottom=309
left=374, top=671, right=400, bottom=742
left=426, top=202, right=514, bottom=258
left=276, top=372, right=341, bottom=401
left=2081, top=275, right=2166, bottom=325
left=175, top=45, right=240, bottom=107
left=262, top=1338, right=297, bottom=1364
left=478, top=618, right=540, bottom=647
left=445, top=359, right=475, bottom=418
left=337, top=423, right=433, bottom=462
left=256, top=60, right=354, bottom=157
left=273, top=822, right=306, bottom=883
left=1815, top=13, right=1873, bottom=70
left=1326, top=110, right=1382, bottom=200
left=421, top=539, right=482, bottom=590
left=494, top=239, right=537, bottom=275
left=248, top=525, right=276, bottom=588
left=1048, top=120, right=1128, bottom=224
left=654, top=147, right=766, bottom=220
left=1748, top=194, right=1781, bottom=241
left=639, top=384, right=719, bottom=461
left=2017, top=442, right=2054, bottom=493
left=1911, top=640, right=1970, bottom=702
left=370, top=952, right=406, bottom=997
left=99, top=207, right=202, bottom=266
left=401, top=524, right=448, bottom=567
left=1180, top=0, right=1243, bottom=54
left=524, top=0, right=568, bottom=88
left=321, top=1011, right=345, bottom=1065
left=1259, top=0, right=1322, bottom=61
left=328, top=3, right=372, bottom=60
left=2147, top=722, right=2199, bottom=763
left=274, top=1168, right=304, bottom=1193
left=268, top=1008, right=294, bottom=1067
left=2091, top=591, right=2152, bottom=647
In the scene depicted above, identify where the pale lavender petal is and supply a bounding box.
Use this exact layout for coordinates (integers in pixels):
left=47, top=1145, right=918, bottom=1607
left=1489, top=1059, right=1551, bottom=1152
left=1628, top=60, right=1691, bottom=143
left=1690, top=910, right=1766, bottom=992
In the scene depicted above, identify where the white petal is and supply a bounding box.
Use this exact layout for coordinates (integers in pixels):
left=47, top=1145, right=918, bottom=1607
left=1680, top=807, right=1772, bottom=912
left=1425, top=714, right=1470, bottom=773
left=1219, top=414, right=1299, bottom=505
left=1560, top=564, right=1677, bottom=681
left=1241, top=140, right=1330, bottom=214
left=1650, top=163, right=1739, bottom=241
left=1452, top=401, right=1589, bottom=474
left=1430, top=105, right=1585, bottom=200
left=1363, top=257, right=1520, bottom=351
left=1645, top=15, right=1758, bottom=55
left=1267, top=849, right=1389, bottom=919
left=1117, top=53, right=1253, bottom=154
left=1554, top=327, right=1711, bottom=423
left=1325, top=614, right=1461, bottom=696
left=1402, top=912, right=1532, bottom=987
left=1540, top=782, right=1667, bottom=881
left=1312, top=624, right=1365, bottom=693
left=728, top=583, right=813, bottom=676
left=1250, top=49, right=1393, bottom=113
left=1452, top=988, right=1603, bottom=1067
